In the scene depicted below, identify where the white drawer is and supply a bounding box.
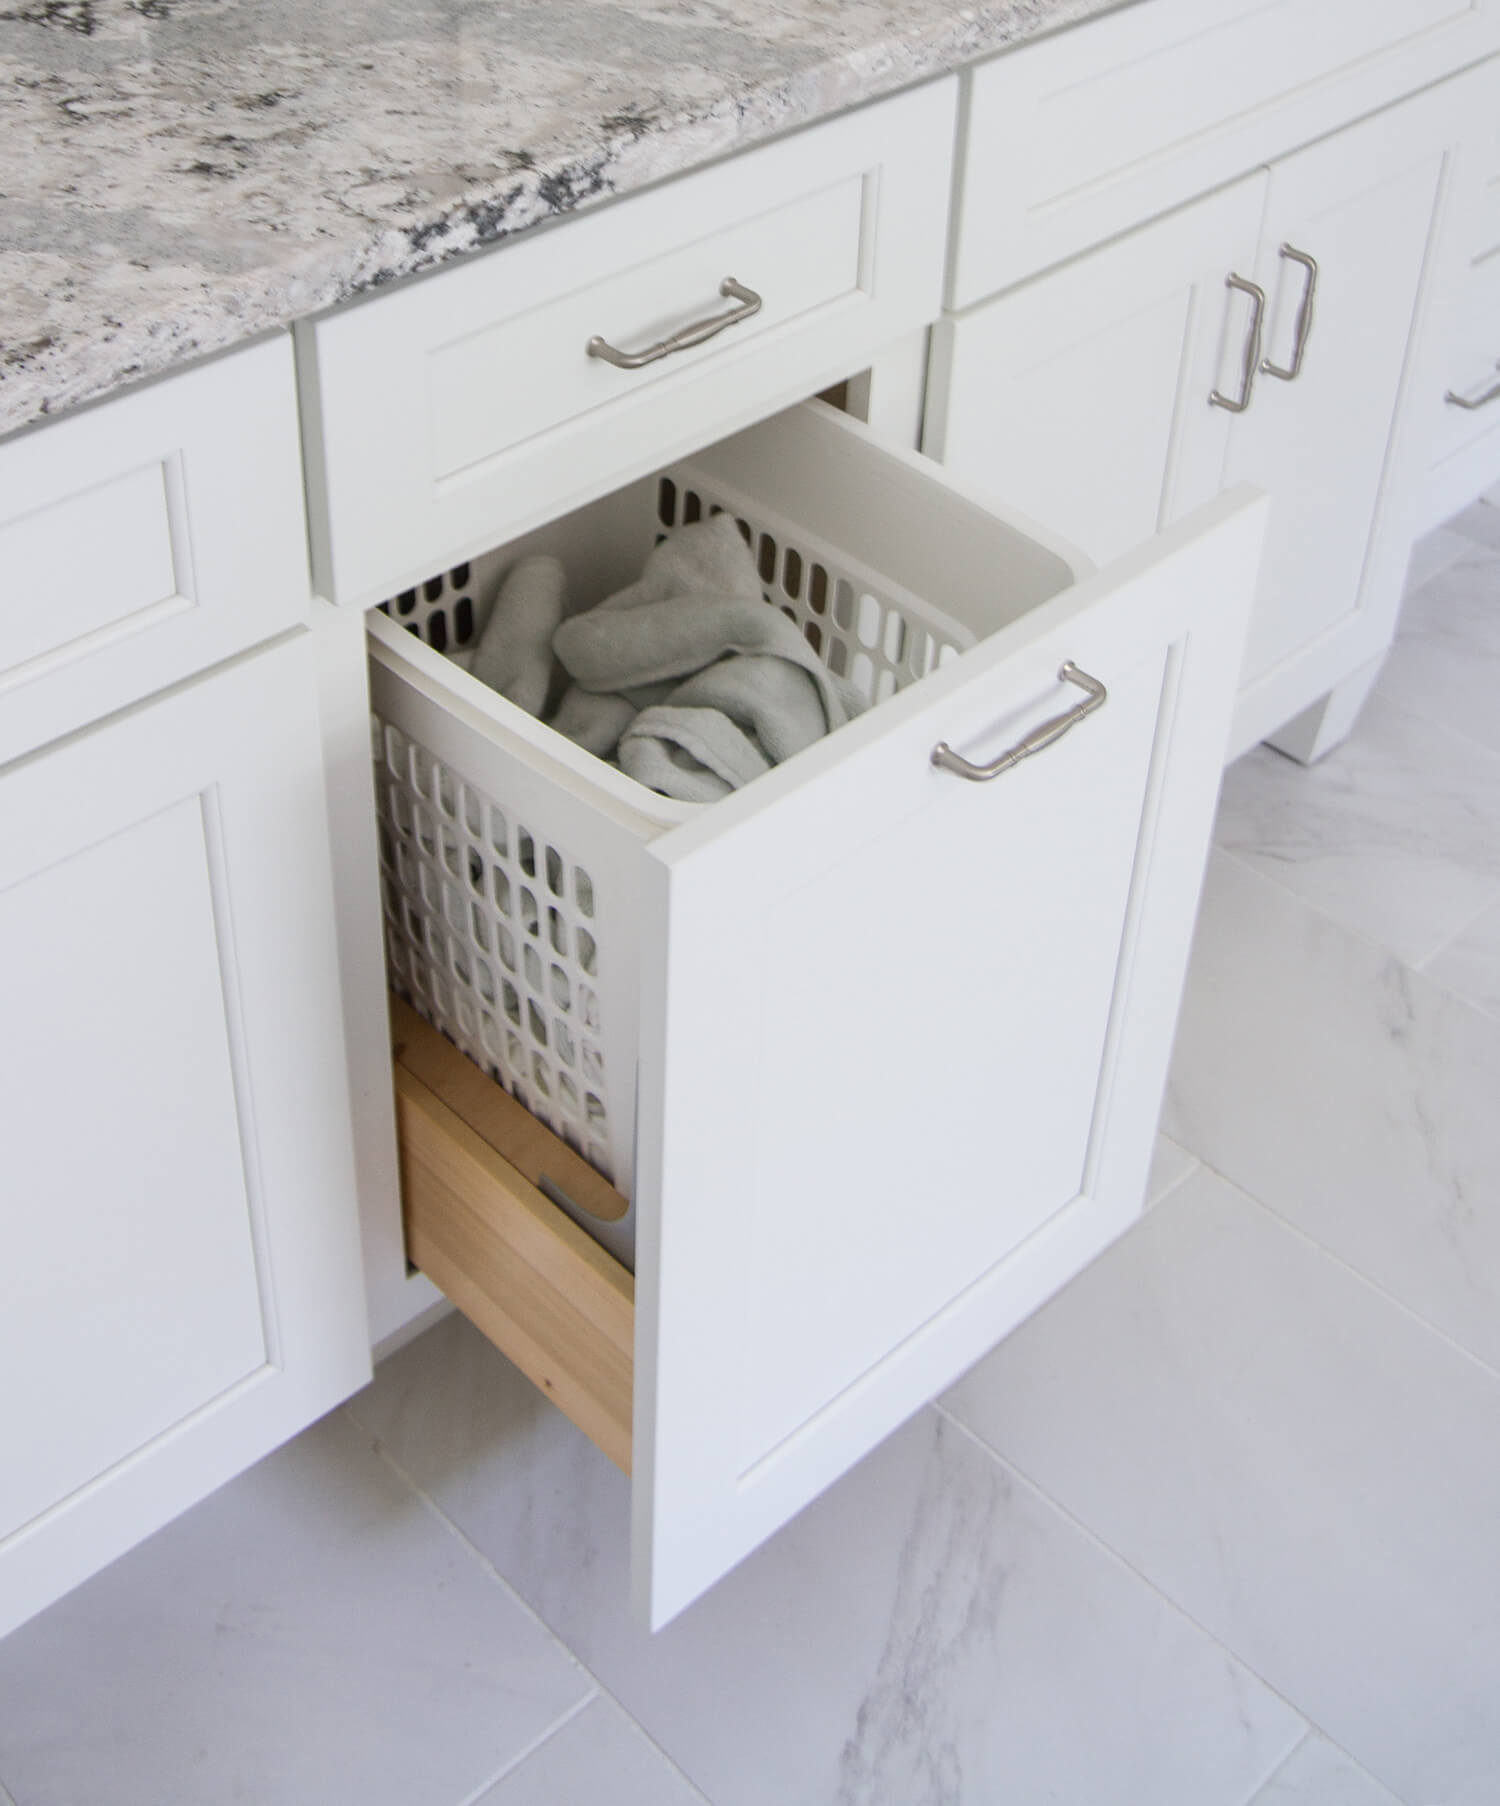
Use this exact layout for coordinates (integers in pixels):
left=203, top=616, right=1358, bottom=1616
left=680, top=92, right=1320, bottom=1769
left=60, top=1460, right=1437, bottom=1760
left=951, top=0, right=1500, bottom=306
left=369, top=400, right=1267, bottom=1627
left=299, top=79, right=958, bottom=607
left=0, top=337, right=310, bottom=765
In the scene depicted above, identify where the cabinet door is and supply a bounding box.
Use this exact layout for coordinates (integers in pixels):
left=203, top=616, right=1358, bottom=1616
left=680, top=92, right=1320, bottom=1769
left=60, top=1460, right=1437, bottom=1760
left=1424, top=64, right=1500, bottom=523
left=1225, top=94, right=1448, bottom=732
left=631, top=419, right=1266, bottom=1626
left=0, top=634, right=370, bottom=1639
left=927, top=176, right=1266, bottom=567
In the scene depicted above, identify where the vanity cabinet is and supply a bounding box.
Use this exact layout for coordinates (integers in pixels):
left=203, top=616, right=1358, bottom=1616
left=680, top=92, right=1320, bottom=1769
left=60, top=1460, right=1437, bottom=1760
left=930, top=66, right=1485, bottom=763
left=0, top=630, right=371, bottom=1642
left=9, top=0, right=1500, bottom=1646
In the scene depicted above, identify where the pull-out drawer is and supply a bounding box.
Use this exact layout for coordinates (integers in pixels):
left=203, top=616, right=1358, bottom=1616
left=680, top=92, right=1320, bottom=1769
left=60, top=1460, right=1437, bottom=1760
left=299, top=79, right=957, bottom=608
left=952, top=0, right=1500, bottom=306
left=0, top=337, right=310, bottom=766
left=371, top=403, right=1267, bottom=1628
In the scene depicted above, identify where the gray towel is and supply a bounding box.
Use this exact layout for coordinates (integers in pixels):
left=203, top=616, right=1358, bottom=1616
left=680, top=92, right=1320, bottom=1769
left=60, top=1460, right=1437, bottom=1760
left=470, top=554, right=567, bottom=718
left=552, top=515, right=867, bottom=797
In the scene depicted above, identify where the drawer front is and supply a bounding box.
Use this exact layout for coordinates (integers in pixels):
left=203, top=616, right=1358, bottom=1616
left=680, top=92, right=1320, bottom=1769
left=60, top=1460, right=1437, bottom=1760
left=0, top=337, right=310, bottom=766
left=952, top=0, right=1500, bottom=306
left=301, top=79, right=957, bottom=606
left=628, top=409, right=1266, bottom=1627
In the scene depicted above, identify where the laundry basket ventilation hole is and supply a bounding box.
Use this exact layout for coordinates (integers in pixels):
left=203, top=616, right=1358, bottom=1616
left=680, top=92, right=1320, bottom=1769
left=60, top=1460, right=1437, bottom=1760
left=373, top=713, right=614, bottom=1182
left=653, top=476, right=965, bottom=707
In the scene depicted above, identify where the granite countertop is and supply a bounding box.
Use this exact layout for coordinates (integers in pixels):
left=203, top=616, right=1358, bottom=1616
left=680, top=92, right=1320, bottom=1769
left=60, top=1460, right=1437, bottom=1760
left=0, top=0, right=1127, bottom=440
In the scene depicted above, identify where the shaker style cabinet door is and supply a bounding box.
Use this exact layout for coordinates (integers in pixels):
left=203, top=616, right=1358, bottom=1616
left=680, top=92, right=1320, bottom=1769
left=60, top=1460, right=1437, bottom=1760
left=1224, top=91, right=1449, bottom=722
left=0, top=633, right=370, bottom=1639
left=629, top=415, right=1267, bottom=1626
left=927, top=175, right=1267, bottom=566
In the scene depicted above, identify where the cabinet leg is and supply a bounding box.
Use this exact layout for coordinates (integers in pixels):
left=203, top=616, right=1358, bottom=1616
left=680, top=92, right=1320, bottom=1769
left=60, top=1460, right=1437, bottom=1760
left=1263, top=654, right=1385, bottom=765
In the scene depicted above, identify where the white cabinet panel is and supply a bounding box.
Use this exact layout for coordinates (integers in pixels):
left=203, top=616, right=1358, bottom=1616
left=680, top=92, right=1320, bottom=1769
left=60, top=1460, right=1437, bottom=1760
left=953, top=0, right=1498, bottom=302
left=1227, top=103, right=1447, bottom=695
left=301, top=80, right=958, bottom=607
left=629, top=447, right=1266, bottom=1626
left=0, top=336, right=311, bottom=766
left=928, top=176, right=1266, bottom=565
left=0, top=633, right=370, bottom=1639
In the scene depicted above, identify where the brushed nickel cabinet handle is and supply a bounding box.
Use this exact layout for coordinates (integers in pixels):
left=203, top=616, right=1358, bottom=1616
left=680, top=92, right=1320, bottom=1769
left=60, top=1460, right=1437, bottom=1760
left=1446, top=361, right=1500, bottom=411
left=1262, top=245, right=1319, bottom=383
left=586, top=278, right=763, bottom=369
left=1210, top=274, right=1267, bottom=413
left=932, top=663, right=1107, bottom=782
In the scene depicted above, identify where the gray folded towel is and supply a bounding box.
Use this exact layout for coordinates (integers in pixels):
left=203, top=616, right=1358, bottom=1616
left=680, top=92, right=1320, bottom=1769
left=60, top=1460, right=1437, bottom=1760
left=470, top=554, right=567, bottom=718
left=461, top=514, right=868, bottom=801
left=552, top=515, right=867, bottom=798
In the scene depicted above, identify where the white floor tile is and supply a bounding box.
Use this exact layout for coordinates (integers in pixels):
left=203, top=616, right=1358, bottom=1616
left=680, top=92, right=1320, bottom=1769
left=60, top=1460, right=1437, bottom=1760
left=1451, top=497, right=1500, bottom=553
left=1377, top=543, right=1500, bottom=752
left=942, top=1166, right=1500, bottom=1806
left=1146, top=1133, right=1200, bottom=1208
left=1214, top=693, right=1500, bottom=966
left=1248, top=1734, right=1404, bottom=1806
left=351, top=1315, right=1305, bottom=1806
left=1426, top=894, right=1500, bottom=1019
left=1403, top=523, right=1475, bottom=592
left=475, top=1697, right=708, bottom=1805
left=1165, top=851, right=1500, bottom=1374
left=0, top=1413, right=588, bottom=1806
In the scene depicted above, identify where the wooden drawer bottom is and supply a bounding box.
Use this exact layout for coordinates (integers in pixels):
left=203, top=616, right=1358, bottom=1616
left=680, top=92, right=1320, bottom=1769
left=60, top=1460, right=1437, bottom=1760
left=390, top=997, right=634, bottom=1472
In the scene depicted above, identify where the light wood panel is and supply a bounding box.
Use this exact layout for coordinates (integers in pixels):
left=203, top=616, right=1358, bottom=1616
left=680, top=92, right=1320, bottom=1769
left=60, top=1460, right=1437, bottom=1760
left=391, top=999, right=634, bottom=1471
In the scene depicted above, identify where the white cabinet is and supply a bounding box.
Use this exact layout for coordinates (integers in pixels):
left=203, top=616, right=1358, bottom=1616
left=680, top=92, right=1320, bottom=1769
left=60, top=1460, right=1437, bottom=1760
left=931, top=74, right=1468, bottom=760
left=362, top=402, right=1266, bottom=1626
left=0, top=618, right=371, bottom=1641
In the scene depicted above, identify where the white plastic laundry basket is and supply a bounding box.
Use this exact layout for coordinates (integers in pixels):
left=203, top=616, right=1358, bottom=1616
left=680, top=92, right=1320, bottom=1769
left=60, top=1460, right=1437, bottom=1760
left=368, top=403, right=1081, bottom=1266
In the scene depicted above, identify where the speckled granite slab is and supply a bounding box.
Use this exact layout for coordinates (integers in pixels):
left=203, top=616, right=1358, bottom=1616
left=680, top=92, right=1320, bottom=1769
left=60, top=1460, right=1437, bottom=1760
left=0, top=0, right=1131, bottom=438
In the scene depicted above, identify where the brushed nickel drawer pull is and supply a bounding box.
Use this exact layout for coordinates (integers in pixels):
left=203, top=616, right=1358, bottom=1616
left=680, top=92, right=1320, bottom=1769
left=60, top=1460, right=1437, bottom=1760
left=932, top=662, right=1107, bottom=782
left=587, top=278, right=763, bottom=369
left=1262, top=245, right=1318, bottom=383
left=1209, top=273, right=1266, bottom=414
left=1446, top=361, right=1500, bottom=411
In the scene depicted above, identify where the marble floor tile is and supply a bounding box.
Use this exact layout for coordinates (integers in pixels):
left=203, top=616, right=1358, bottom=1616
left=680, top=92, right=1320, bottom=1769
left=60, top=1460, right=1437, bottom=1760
left=0, top=1413, right=589, bottom=1806
left=1425, top=893, right=1500, bottom=1019
left=1164, top=851, right=1500, bottom=1374
left=1376, top=542, right=1500, bottom=752
left=942, top=1166, right=1500, bottom=1806
left=1403, top=522, right=1476, bottom=592
left=350, top=1315, right=1305, bottom=1806
left=1247, top=1735, right=1404, bottom=1806
left=1451, top=496, right=1500, bottom=552
left=1146, top=1132, right=1200, bottom=1208
left=475, top=1696, right=709, bottom=1805
left=1215, top=691, right=1500, bottom=966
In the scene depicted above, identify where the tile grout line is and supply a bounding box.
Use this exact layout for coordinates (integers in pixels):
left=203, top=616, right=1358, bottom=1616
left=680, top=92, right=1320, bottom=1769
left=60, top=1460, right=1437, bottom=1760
left=344, top=1401, right=716, bottom=1806
left=1191, top=1154, right=1500, bottom=1391
left=1208, top=845, right=1500, bottom=979
left=452, top=1690, right=599, bottom=1806
left=1411, top=883, right=1500, bottom=977
left=930, top=1399, right=1317, bottom=1761
left=1239, top=1731, right=1315, bottom=1804
left=1145, top=1145, right=1202, bottom=1210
